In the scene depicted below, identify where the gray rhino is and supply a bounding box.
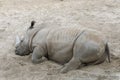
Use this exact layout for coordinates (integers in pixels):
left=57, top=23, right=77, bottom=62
left=15, top=21, right=110, bottom=73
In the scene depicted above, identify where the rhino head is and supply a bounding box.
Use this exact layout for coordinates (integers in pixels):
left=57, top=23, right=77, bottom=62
left=15, top=21, right=36, bottom=56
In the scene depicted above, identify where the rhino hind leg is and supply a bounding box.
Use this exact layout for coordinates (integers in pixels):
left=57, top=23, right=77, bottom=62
left=60, top=57, right=81, bottom=73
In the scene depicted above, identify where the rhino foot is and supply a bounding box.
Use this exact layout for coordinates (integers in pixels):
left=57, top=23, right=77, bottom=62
left=60, top=58, right=81, bottom=73
left=60, top=66, right=69, bottom=73
left=32, top=57, right=48, bottom=64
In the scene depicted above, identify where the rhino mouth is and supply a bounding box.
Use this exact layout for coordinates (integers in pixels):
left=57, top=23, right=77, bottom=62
left=15, top=49, right=30, bottom=56
left=15, top=52, right=30, bottom=56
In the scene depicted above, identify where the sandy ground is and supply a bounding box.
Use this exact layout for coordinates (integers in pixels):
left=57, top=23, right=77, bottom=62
left=0, top=0, right=120, bottom=80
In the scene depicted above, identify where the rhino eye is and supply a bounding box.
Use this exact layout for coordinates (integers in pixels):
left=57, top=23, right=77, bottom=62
left=16, top=46, right=18, bottom=48
left=21, top=40, right=23, bottom=42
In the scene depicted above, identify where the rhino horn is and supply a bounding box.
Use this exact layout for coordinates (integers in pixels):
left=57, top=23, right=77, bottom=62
left=15, top=35, right=21, bottom=45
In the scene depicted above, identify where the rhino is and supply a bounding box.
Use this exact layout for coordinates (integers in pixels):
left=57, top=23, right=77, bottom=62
left=15, top=21, right=110, bottom=73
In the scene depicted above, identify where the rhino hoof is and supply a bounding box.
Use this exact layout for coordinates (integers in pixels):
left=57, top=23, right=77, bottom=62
left=60, top=67, right=68, bottom=73
left=32, top=60, right=39, bottom=64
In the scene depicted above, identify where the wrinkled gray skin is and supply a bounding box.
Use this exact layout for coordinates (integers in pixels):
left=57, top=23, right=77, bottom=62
left=15, top=21, right=110, bottom=73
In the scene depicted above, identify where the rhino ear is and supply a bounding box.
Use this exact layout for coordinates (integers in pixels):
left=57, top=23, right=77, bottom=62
left=29, top=21, right=36, bottom=29
left=15, top=35, right=21, bottom=46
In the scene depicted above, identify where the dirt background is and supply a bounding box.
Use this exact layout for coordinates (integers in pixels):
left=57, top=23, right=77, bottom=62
left=0, top=0, right=120, bottom=80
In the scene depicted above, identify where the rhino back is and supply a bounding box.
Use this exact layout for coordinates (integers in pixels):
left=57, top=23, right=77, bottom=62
left=46, top=27, right=84, bottom=64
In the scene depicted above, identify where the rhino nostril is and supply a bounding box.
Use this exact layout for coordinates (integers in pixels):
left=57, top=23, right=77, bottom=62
left=15, top=50, right=17, bottom=53
left=15, top=52, right=17, bottom=54
left=15, top=50, right=19, bottom=54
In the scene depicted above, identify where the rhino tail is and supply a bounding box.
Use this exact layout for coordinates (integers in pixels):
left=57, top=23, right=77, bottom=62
left=105, top=43, right=111, bottom=63
left=92, top=43, right=111, bottom=65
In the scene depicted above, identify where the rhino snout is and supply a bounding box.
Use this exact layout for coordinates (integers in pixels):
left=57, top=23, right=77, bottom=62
left=15, top=49, right=24, bottom=56
left=15, top=49, right=30, bottom=56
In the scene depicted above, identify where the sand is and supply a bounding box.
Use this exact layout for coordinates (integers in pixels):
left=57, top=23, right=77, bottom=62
left=0, top=0, right=120, bottom=80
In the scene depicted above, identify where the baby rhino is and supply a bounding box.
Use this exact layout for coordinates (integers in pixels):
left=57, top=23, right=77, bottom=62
left=15, top=21, right=110, bottom=73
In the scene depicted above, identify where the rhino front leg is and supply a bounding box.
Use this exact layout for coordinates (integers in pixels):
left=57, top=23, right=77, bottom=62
left=32, top=46, right=47, bottom=64
left=60, top=57, right=81, bottom=73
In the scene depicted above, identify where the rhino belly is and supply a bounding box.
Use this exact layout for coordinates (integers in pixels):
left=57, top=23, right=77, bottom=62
left=46, top=27, right=83, bottom=64
left=48, top=41, right=73, bottom=64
